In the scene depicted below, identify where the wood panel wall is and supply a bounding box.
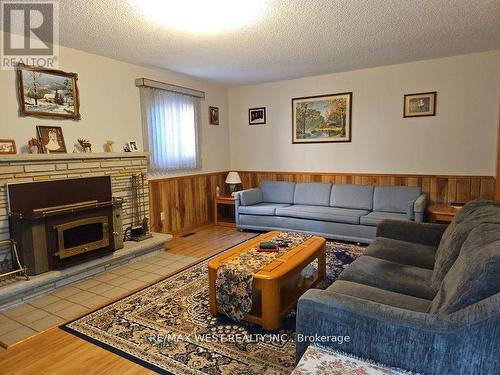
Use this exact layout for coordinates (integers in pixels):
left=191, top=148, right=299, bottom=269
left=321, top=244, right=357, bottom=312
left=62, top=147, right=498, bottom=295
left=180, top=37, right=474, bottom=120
left=149, top=171, right=496, bottom=234
left=237, top=171, right=495, bottom=206
left=149, top=172, right=228, bottom=234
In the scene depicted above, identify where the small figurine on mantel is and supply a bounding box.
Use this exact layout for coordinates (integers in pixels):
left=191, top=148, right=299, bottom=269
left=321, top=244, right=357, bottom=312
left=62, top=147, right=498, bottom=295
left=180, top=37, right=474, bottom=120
left=105, top=140, right=114, bottom=152
left=78, top=139, right=92, bottom=152
left=28, top=138, right=43, bottom=154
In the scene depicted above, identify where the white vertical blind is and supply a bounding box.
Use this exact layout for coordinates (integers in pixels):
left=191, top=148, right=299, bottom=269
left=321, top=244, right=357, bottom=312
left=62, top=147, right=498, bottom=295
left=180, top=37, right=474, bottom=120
left=140, top=86, right=201, bottom=173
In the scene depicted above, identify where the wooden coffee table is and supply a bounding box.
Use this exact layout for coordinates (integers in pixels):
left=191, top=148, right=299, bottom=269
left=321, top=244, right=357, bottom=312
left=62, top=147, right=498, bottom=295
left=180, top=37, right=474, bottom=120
left=208, top=231, right=326, bottom=330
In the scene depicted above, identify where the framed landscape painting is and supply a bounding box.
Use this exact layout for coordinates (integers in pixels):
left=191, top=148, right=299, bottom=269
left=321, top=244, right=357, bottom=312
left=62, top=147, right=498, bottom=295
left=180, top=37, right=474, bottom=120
left=292, top=92, right=352, bottom=143
left=16, top=64, right=81, bottom=120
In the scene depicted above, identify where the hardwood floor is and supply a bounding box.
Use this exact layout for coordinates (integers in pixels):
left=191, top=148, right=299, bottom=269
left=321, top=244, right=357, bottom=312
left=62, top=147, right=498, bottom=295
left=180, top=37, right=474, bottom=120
left=0, top=226, right=257, bottom=375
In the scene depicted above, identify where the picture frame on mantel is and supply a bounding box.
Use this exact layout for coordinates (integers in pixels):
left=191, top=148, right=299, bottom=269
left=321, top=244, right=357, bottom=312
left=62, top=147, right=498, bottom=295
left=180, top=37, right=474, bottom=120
left=0, top=139, right=17, bottom=154
left=292, top=92, right=352, bottom=144
left=16, top=63, right=81, bottom=120
left=36, top=126, right=67, bottom=153
left=403, top=91, right=437, bottom=118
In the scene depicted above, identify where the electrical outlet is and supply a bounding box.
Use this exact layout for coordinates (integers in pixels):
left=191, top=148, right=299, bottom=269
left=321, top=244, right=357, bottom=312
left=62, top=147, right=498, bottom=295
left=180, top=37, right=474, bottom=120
left=160, top=212, right=165, bottom=221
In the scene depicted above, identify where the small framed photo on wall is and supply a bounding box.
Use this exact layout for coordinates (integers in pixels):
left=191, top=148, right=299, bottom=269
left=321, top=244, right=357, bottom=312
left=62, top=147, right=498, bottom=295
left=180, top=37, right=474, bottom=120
left=209, top=106, right=219, bottom=125
left=36, top=126, right=67, bottom=153
left=0, top=139, right=17, bottom=154
left=248, top=107, right=266, bottom=125
left=404, top=92, right=436, bottom=117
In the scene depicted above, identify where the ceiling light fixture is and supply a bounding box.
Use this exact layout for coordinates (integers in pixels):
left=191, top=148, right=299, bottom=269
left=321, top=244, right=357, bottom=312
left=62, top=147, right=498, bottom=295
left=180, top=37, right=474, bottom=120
left=130, top=0, right=269, bottom=34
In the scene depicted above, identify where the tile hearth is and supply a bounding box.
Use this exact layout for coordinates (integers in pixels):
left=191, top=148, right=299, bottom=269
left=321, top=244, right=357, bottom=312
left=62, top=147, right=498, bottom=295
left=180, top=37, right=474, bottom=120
left=0, top=247, right=197, bottom=347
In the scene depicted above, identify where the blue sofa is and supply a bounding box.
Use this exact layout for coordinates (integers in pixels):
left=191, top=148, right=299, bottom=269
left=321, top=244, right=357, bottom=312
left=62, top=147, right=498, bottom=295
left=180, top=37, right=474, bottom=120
left=296, top=199, right=500, bottom=374
left=235, top=181, right=427, bottom=243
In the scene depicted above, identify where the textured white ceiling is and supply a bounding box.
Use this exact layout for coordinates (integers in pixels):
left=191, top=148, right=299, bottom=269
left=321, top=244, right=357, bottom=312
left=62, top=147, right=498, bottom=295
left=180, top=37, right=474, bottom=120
left=49, top=1, right=500, bottom=85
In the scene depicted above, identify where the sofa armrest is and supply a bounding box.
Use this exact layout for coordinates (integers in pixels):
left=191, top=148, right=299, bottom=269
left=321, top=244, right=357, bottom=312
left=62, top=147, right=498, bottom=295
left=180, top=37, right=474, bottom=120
left=235, top=188, right=263, bottom=206
left=376, top=220, right=447, bottom=247
left=296, top=289, right=500, bottom=374
left=413, top=193, right=427, bottom=222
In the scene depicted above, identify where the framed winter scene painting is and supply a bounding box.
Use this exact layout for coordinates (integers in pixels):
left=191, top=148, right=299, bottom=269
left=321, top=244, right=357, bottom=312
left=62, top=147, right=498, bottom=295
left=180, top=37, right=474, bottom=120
left=292, top=92, right=352, bottom=144
left=16, top=64, right=81, bottom=120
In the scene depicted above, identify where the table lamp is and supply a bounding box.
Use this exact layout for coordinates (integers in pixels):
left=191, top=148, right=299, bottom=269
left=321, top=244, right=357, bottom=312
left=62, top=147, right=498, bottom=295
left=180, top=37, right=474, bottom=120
left=225, top=171, right=242, bottom=194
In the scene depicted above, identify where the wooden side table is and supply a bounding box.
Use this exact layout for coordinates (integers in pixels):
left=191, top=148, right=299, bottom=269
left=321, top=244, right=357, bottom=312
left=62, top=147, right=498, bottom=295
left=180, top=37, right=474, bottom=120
left=427, top=204, right=459, bottom=223
left=214, top=196, right=236, bottom=227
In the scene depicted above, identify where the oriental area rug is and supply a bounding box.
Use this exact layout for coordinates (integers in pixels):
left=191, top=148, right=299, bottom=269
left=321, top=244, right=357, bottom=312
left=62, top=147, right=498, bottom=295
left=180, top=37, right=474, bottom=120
left=62, top=241, right=364, bottom=375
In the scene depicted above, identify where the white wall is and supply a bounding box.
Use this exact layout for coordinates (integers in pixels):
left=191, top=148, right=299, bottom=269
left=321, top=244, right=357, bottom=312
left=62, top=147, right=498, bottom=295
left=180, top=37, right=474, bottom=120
left=0, top=31, right=230, bottom=176
left=229, top=51, right=500, bottom=176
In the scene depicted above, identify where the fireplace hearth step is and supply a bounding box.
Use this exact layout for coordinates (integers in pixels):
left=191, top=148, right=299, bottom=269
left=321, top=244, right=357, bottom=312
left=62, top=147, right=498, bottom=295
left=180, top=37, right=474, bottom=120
left=0, top=233, right=172, bottom=310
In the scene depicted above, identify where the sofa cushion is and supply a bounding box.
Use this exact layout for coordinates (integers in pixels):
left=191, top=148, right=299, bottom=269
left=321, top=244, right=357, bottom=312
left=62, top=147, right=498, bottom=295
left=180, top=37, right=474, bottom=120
left=338, top=256, right=436, bottom=300
left=430, top=224, right=500, bottom=314
left=360, top=212, right=410, bottom=226
left=293, top=183, right=331, bottom=206
left=453, top=198, right=494, bottom=223
left=328, top=280, right=431, bottom=313
left=260, top=181, right=296, bottom=204
left=238, top=188, right=263, bottom=206
left=373, top=186, right=422, bottom=213
left=364, top=237, right=436, bottom=269
left=275, top=205, right=369, bottom=225
left=431, top=202, right=500, bottom=289
left=330, top=184, right=374, bottom=210
left=238, top=203, right=290, bottom=216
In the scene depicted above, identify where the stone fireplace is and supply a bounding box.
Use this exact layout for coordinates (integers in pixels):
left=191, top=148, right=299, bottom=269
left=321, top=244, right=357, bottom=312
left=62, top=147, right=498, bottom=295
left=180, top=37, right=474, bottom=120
left=0, top=152, right=149, bottom=273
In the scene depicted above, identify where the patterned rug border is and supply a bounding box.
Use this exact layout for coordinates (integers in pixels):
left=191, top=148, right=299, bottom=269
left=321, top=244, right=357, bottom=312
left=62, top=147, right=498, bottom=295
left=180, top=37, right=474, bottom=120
left=59, top=234, right=260, bottom=375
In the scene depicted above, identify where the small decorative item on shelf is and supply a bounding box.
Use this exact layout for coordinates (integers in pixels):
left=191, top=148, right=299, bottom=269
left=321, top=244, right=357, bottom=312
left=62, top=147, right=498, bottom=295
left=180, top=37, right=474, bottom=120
left=124, top=143, right=131, bottom=152
left=0, top=139, right=17, bottom=154
left=77, top=139, right=92, bottom=152
left=105, top=140, right=114, bottom=152
left=28, top=138, right=42, bottom=153
left=257, top=241, right=279, bottom=252
left=225, top=171, right=241, bottom=194
left=128, top=141, right=139, bottom=152
left=216, top=186, right=220, bottom=197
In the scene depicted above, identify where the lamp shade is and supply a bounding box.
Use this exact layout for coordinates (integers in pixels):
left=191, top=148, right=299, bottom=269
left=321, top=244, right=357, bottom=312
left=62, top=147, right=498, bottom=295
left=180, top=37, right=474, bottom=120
left=225, top=171, right=242, bottom=184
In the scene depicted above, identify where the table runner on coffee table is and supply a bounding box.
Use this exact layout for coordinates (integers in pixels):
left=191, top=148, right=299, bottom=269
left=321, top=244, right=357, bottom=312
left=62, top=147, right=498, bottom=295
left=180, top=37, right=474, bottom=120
left=215, top=232, right=312, bottom=321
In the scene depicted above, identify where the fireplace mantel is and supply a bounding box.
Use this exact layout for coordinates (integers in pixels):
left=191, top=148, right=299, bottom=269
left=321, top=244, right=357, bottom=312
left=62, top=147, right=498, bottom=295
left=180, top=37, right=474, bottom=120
left=0, top=152, right=149, bottom=163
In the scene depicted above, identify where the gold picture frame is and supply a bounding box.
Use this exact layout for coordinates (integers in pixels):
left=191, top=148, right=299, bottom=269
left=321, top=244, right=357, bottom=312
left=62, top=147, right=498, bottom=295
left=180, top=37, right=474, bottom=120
left=16, top=63, right=81, bottom=120
left=292, top=92, right=352, bottom=144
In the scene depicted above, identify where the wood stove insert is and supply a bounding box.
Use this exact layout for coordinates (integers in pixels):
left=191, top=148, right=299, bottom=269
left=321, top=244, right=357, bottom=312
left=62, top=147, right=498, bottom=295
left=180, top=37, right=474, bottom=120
left=7, top=176, right=116, bottom=275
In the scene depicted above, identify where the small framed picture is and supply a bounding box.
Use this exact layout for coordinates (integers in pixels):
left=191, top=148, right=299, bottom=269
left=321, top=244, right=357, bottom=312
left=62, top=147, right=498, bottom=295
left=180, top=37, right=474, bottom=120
left=248, top=107, right=266, bottom=125
left=404, top=92, right=436, bottom=117
left=128, top=141, right=139, bottom=152
left=36, top=126, right=67, bottom=153
left=0, top=139, right=17, bottom=154
left=209, top=106, right=219, bottom=125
